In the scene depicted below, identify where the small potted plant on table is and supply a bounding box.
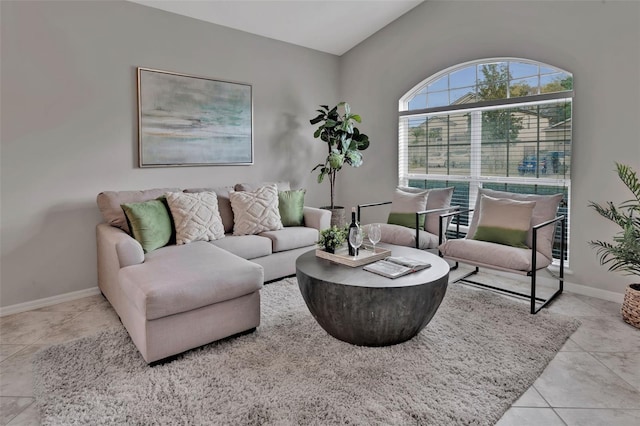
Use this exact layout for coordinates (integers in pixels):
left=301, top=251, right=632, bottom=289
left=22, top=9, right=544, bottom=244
left=317, top=226, right=347, bottom=254
left=589, top=163, right=640, bottom=328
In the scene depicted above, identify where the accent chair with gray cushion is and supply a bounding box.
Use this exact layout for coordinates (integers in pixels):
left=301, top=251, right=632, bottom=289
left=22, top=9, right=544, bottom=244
left=96, top=182, right=330, bottom=363
left=358, top=186, right=457, bottom=250
left=438, top=188, right=565, bottom=314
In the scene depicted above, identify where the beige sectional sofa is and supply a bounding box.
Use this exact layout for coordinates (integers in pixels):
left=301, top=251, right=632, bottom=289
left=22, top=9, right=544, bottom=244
left=96, top=183, right=330, bottom=363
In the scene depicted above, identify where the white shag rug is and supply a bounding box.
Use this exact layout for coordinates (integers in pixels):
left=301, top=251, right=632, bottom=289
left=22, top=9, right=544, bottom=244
left=33, top=277, right=579, bottom=425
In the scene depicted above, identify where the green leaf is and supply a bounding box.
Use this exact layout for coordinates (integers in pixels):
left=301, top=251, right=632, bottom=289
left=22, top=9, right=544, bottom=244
left=589, top=163, right=640, bottom=277
left=346, top=151, right=363, bottom=167
left=328, top=152, right=344, bottom=169
left=310, top=114, right=324, bottom=125
left=351, top=114, right=361, bottom=123
left=339, top=133, right=350, bottom=151
left=313, top=128, right=322, bottom=138
left=355, top=134, right=370, bottom=150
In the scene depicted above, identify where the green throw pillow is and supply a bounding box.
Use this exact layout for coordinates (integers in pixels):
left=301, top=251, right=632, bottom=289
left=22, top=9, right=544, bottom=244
left=278, top=189, right=305, bottom=227
left=387, top=212, right=426, bottom=230
left=472, top=195, right=535, bottom=248
left=121, top=199, right=173, bottom=253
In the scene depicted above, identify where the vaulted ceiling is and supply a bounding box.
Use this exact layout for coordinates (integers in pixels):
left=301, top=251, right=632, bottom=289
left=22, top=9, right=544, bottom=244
left=129, top=1, right=424, bottom=55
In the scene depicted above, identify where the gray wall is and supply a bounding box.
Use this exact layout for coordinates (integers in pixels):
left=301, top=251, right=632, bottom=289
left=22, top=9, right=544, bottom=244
left=339, top=1, right=640, bottom=295
left=2, top=0, right=639, bottom=308
left=0, top=1, right=339, bottom=307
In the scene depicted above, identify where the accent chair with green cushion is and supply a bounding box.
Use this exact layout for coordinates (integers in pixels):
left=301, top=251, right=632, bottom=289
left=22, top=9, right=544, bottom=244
left=471, top=195, right=536, bottom=248
left=358, top=186, right=457, bottom=251
left=438, top=187, right=566, bottom=314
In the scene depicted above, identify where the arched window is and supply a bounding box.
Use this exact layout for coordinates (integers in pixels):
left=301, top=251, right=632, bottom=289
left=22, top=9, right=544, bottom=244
left=399, top=58, right=573, bottom=260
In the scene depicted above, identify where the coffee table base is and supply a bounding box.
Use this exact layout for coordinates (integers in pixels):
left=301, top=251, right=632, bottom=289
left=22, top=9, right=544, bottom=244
left=296, top=271, right=448, bottom=346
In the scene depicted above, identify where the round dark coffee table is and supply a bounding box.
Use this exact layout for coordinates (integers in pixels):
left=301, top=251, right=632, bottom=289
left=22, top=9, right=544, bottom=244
left=295, top=244, right=449, bottom=346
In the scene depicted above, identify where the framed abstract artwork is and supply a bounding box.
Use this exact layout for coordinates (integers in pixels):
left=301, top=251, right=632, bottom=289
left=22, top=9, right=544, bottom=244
left=137, top=67, right=253, bottom=167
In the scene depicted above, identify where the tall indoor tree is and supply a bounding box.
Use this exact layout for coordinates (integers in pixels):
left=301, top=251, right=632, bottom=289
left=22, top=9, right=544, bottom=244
left=310, top=102, right=370, bottom=212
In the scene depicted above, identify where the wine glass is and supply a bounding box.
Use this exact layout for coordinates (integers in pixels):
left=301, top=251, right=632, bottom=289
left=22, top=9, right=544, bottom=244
left=349, top=228, right=364, bottom=259
left=368, top=223, right=381, bottom=253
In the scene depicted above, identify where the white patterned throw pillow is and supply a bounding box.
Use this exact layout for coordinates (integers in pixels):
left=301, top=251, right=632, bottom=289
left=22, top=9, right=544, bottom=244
left=230, top=184, right=283, bottom=236
left=165, top=192, right=225, bottom=245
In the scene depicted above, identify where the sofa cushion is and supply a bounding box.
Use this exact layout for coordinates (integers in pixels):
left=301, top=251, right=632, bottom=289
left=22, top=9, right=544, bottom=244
left=234, top=181, right=291, bottom=192
left=184, top=186, right=235, bottom=233
left=439, top=238, right=551, bottom=272
left=278, top=189, right=306, bottom=227
left=472, top=195, right=535, bottom=248
left=230, top=184, right=283, bottom=236
left=260, top=227, right=319, bottom=252
left=467, top=188, right=563, bottom=261
left=97, top=187, right=181, bottom=234
left=209, top=235, right=273, bottom=259
left=119, top=242, right=263, bottom=320
left=121, top=199, right=173, bottom=253
left=364, top=223, right=439, bottom=250
left=166, top=192, right=225, bottom=245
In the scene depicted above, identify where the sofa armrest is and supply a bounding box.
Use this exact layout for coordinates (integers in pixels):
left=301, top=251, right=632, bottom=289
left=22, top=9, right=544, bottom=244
left=303, top=206, right=331, bottom=231
left=97, top=223, right=144, bottom=269
left=116, top=238, right=145, bottom=268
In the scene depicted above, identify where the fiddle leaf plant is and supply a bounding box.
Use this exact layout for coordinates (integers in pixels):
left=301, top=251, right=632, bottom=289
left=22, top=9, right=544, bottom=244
left=589, top=163, right=640, bottom=276
left=310, top=102, right=370, bottom=209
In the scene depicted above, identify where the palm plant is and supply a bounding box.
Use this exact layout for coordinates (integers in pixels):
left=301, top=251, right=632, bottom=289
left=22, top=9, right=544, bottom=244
left=310, top=102, right=370, bottom=209
left=589, top=163, right=640, bottom=276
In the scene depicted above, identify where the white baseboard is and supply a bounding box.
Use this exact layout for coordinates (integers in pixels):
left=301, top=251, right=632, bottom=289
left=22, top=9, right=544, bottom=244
left=0, top=272, right=625, bottom=317
left=527, top=272, right=624, bottom=303
left=470, top=266, right=625, bottom=304
left=562, top=281, right=624, bottom=303
left=0, top=287, right=102, bottom=317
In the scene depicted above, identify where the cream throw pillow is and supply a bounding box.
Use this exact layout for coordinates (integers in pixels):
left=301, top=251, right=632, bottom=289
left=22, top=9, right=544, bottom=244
left=165, top=192, right=225, bottom=245
left=472, top=195, right=535, bottom=248
left=387, top=188, right=429, bottom=229
left=230, top=184, right=283, bottom=236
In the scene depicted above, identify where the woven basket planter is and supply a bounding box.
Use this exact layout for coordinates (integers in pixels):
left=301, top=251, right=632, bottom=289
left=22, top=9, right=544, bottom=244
left=621, top=283, right=640, bottom=329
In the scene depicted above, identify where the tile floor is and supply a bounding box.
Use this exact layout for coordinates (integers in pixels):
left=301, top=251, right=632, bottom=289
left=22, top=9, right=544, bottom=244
left=1, top=273, right=639, bottom=425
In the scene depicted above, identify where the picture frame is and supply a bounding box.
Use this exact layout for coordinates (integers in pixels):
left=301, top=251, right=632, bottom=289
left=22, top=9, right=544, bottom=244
left=137, top=67, right=253, bottom=167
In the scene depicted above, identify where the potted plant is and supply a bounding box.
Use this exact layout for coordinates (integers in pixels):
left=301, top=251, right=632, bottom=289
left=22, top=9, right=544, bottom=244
left=589, top=162, right=640, bottom=328
left=310, top=102, right=370, bottom=227
left=317, top=226, right=347, bottom=254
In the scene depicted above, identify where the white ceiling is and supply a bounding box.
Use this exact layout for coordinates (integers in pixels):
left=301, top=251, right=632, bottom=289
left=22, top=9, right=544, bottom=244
left=129, top=1, right=424, bottom=55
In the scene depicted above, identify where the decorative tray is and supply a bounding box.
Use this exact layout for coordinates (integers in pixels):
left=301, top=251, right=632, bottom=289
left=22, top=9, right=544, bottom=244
left=315, top=246, right=391, bottom=268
